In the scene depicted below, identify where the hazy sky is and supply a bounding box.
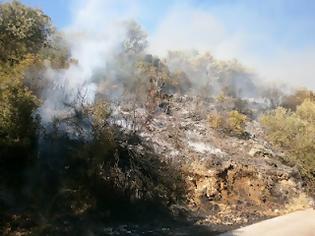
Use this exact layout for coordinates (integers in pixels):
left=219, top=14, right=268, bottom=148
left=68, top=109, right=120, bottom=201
left=20, top=0, right=315, bottom=89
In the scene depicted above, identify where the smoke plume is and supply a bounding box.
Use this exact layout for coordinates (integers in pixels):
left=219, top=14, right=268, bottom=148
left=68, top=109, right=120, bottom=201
left=39, top=0, right=137, bottom=123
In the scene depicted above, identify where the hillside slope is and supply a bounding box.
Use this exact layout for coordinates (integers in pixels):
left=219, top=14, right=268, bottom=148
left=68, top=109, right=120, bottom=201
left=113, top=94, right=313, bottom=228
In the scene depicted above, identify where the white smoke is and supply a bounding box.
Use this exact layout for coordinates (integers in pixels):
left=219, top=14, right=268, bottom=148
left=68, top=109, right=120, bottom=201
left=38, top=0, right=315, bottom=124
left=148, top=2, right=315, bottom=90
left=39, top=0, right=138, bottom=123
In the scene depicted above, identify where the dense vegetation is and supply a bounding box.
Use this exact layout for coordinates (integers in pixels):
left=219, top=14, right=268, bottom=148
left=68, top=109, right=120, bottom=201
left=261, top=99, right=315, bottom=189
left=0, top=2, right=186, bottom=234
left=0, top=1, right=314, bottom=235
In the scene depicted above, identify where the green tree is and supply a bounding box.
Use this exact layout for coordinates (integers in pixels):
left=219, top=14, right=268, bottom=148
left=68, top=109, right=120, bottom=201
left=0, top=65, right=39, bottom=150
left=0, top=0, right=54, bottom=64
left=0, top=1, right=55, bottom=156
left=122, top=20, right=148, bottom=55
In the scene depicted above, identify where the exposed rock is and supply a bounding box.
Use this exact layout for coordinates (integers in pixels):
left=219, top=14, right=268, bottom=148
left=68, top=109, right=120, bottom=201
left=112, top=95, right=313, bottom=227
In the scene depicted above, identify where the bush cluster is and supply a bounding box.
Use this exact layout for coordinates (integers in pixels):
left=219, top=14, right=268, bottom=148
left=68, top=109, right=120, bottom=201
left=208, top=110, right=247, bottom=136
left=261, top=99, right=315, bottom=186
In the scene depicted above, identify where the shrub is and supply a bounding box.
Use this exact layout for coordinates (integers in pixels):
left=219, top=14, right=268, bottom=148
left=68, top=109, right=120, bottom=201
left=296, top=99, right=315, bottom=124
left=208, top=112, right=223, bottom=129
left=260, top=99, right=315, bottom=188
left=216, top=93, right=226, bottom=103
left=39, top=100, right=187, bottom=220
left=215, top=94, right=253, bottom=117
left=0, top=71, right=40, bottom=151
left=208, top=110, right=247, bottom=137
left=227, top=110, right=247, bottom=135
left=260, top=107, right=305, bottom=148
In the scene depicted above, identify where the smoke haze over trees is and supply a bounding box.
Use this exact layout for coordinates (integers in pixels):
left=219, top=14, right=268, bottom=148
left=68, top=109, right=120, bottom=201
left=0, top=1, right=315, bottom=235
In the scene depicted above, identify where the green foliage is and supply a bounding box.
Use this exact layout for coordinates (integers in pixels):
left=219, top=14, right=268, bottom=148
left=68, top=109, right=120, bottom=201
left=261, top=99, right=315, bottom=184
left=210, top=94, right=251, bottom=135
left=0, top=1, right=63, bottom=153
left=227, top=110, right=248, bottom=135
left=0, top=79, right=39, bottom=148
left=260, top=107, right=303, bottom=148
left=296, top=99, right=315, bottom=124
left=208, top=110, right=247, bottom=136
left=0, top=56, right=40, bottom=150
left=0, top=0, right=54, bottom=64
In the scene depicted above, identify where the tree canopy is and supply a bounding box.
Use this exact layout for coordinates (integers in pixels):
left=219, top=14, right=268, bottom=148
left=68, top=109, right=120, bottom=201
left=0, top=0, right=54, bottom=64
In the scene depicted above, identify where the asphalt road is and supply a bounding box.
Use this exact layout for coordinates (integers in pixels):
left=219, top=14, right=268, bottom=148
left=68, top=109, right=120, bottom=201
left=220, top=208, right=315, bottom=236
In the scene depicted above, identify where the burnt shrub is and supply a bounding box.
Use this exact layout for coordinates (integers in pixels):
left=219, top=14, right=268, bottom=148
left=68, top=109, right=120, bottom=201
left=281, top=89, right=315, bottom=111
left=31, top=102, right=187, bottom=224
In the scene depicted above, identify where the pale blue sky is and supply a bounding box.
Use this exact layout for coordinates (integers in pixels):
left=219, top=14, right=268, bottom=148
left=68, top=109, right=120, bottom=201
left=19, top=0, right=315, bottom=87
left=20, top=0, right=315, bottom=49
